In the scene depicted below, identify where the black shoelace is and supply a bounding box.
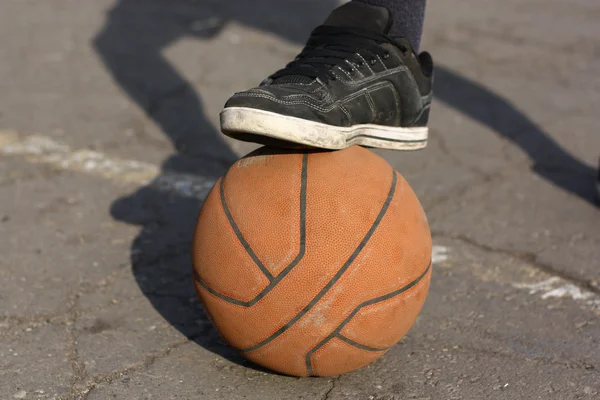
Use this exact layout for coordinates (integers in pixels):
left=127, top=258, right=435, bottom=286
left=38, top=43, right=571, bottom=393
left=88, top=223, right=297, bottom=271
left=270, top=26, right=408, bottom=84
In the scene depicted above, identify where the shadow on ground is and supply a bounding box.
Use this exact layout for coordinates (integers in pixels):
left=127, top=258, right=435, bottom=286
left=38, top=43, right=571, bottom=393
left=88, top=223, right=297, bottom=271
left=93, top=0, right=596, bottom=369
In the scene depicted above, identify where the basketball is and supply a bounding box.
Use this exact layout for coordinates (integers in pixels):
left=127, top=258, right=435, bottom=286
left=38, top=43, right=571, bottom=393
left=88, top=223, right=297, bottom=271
left=191, top=146, right=432, bottom=377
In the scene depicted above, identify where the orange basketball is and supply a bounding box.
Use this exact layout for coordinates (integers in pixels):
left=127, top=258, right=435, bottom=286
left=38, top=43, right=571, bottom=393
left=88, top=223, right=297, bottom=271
left=191, top=146, right=432, bottom=377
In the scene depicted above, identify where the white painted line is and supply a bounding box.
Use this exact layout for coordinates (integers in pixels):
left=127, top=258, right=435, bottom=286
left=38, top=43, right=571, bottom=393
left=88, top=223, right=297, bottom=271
left=513, top=277, right=561, bottom=294
left=0, top=130, right=215, bottom=199
left=541, top=285, right=593, bottom=301
left=432, top=245, right=449, bottom=264
left=513, top=278, right=600, bottom=311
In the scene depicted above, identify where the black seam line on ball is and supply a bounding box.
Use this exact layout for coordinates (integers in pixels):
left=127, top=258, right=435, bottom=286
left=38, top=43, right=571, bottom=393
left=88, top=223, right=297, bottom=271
left=336, top=334, right=389, bottom=352
left=220, top=175, right=274, bottom=281
left=240, top=170, right=398, bottom=353
left=304, top=261, right=431, bottom=376
left=194, top=154, right=308, bottom=307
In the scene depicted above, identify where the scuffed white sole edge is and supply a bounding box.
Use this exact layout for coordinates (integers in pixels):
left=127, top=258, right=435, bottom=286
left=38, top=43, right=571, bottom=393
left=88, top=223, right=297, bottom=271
left=220, top=107, right=428, bottom=151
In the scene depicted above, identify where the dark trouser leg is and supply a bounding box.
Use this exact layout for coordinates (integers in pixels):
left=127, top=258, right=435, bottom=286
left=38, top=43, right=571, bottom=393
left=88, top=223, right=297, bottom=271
left=352, top=0, right=426, bottom=51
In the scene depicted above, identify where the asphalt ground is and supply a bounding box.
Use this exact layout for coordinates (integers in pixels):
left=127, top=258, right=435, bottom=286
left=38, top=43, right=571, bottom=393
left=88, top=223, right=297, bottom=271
left=1, top=1, right=599, bottom=399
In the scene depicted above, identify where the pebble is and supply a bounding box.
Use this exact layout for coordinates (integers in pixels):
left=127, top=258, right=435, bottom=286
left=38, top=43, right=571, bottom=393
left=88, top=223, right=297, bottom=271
left=13, top=390, right=26, bottom=399
left=583, top=386, right=596, bottom=395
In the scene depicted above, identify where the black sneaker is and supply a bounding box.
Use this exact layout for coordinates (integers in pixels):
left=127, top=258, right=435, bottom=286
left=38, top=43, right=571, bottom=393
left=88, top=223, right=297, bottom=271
left=220, top=2, right=433, bottom=150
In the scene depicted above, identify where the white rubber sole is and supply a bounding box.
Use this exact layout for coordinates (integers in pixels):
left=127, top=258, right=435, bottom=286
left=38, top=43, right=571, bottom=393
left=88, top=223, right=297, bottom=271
left=220, top=107, right=428, bottom=151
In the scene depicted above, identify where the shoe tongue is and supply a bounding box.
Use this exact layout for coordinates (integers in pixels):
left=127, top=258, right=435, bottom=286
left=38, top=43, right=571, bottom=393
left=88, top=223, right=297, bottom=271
left=323, top=2, right=391, bottom=34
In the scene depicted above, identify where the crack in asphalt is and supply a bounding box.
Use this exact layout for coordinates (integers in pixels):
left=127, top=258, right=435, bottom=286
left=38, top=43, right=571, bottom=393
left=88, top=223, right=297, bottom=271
left=321, top=376, right=340, bottom=400
left=432, top=231, right=600, bottom=296
left=58, top=336, right=199, bottom=400
left=66, top=292, right=88, bottom=400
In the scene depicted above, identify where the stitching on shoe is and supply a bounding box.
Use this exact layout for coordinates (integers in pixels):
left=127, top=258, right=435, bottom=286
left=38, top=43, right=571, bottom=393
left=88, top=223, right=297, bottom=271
left=332, top=70, right=346, bottom=82
left=231, top=92, right=338, bottom=112
left=364, top=90, right=376, bottom=118
left=338, top=66, right=352, bottom=79
left=368, top=82, right=400, bottom=117
left=280, top=93, right=324, bottom=104
left=242, top=88, right=273, bottom=96
left=357, top=54, right=374, bottom=75
left=271, top=81, right=314, bottom=87
left=347, top=59, right=365, bottom=78
left=338, top=104, right=352, bottom=123
left=335, top=66, right=409, bottom=87
left=376, top=55, right=387, bottom=70
left=340, top=89, right=369, bottom=103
